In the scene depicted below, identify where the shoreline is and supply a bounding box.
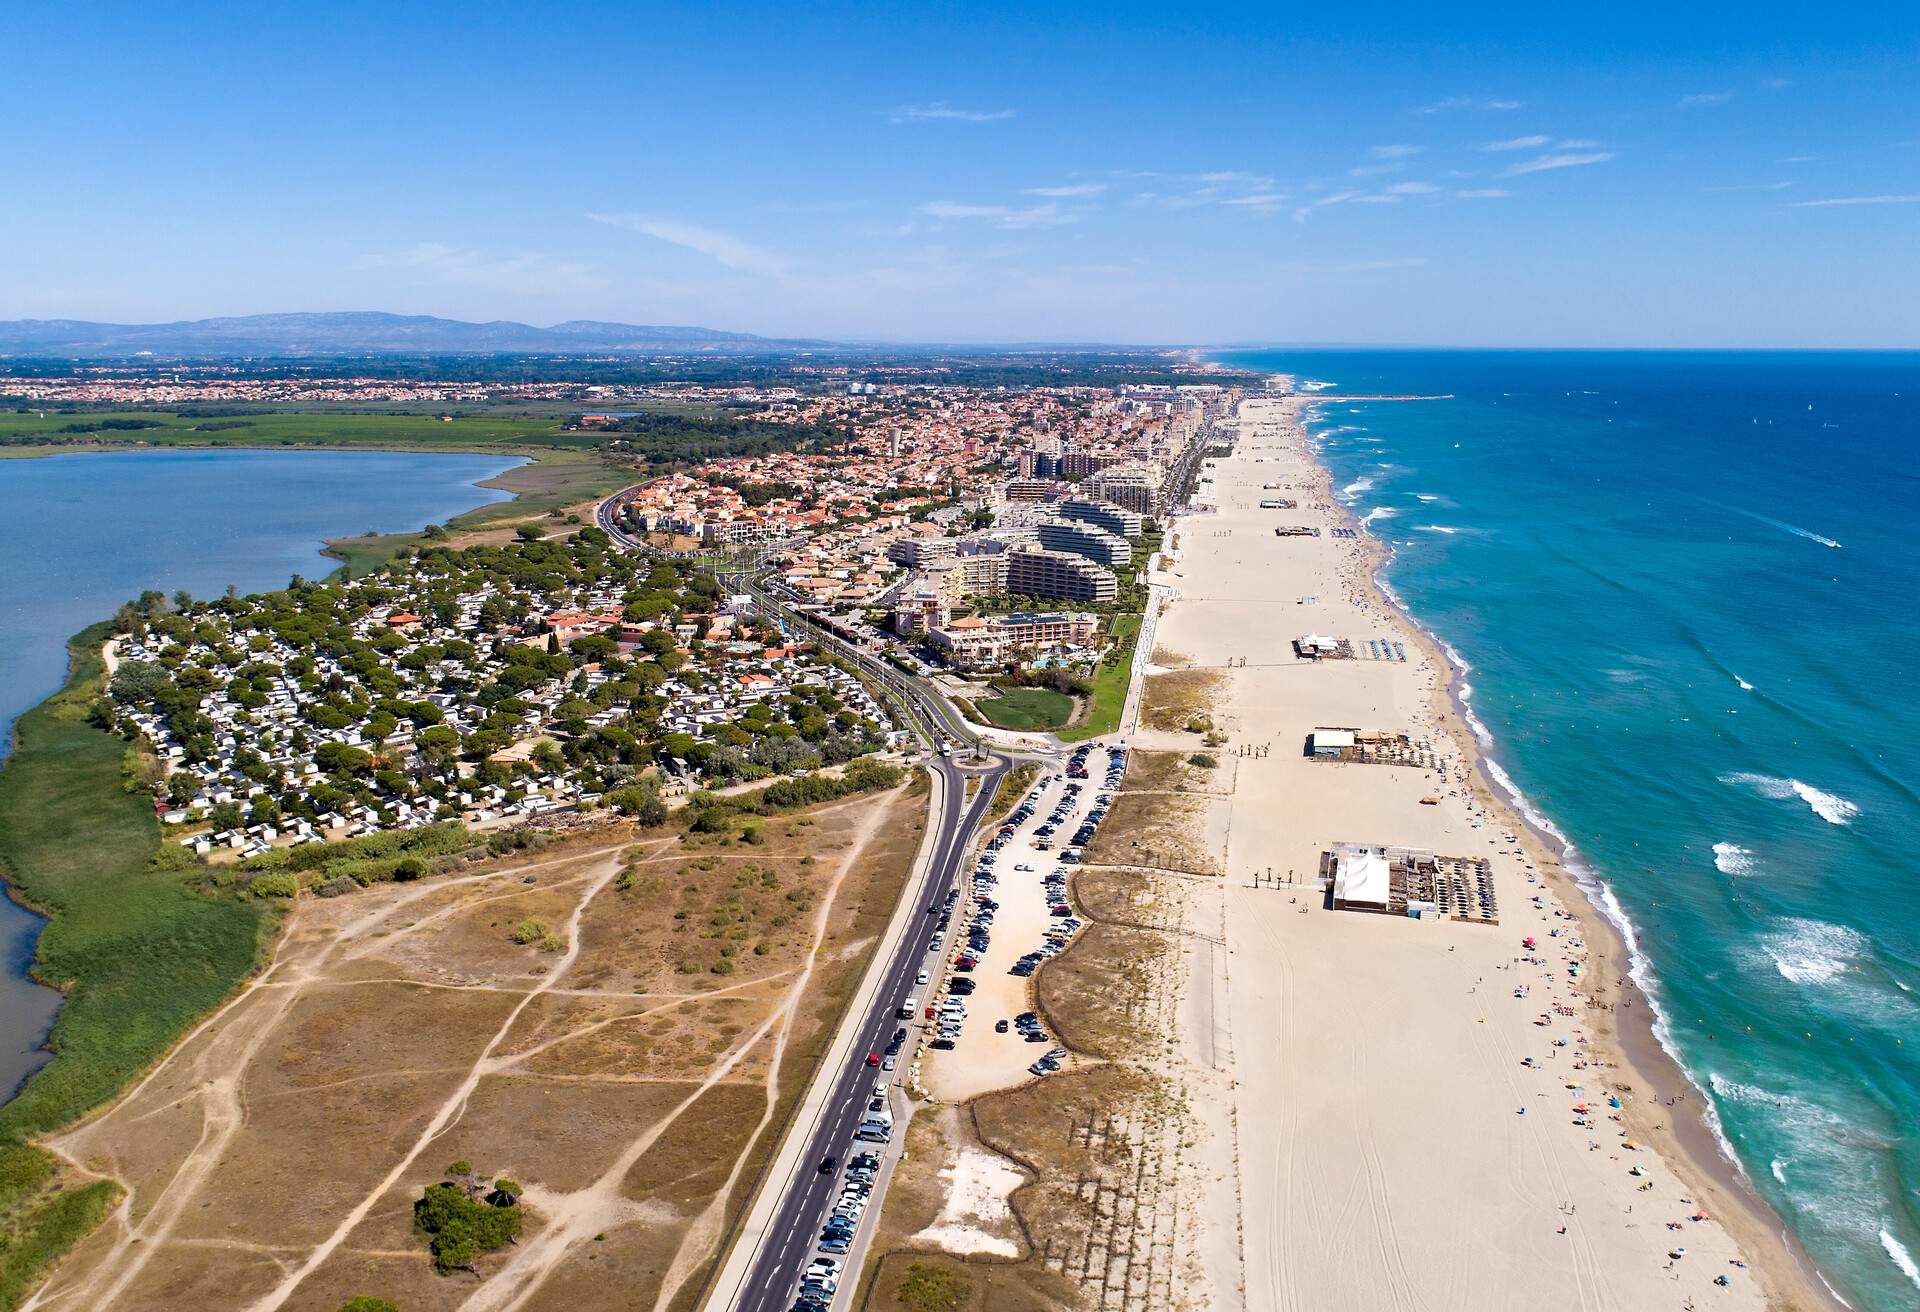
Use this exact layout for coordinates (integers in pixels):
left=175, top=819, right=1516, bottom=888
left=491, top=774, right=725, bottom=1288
left=1299, top=394, right=1843, bottom=1311
left=0, top=449, right=555, bottom=1113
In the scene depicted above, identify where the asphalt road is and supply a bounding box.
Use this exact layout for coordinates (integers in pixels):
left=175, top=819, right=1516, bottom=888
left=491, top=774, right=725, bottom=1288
left=737, top=752, right=1005, bottom=1312
left=599, top=493, right=1008, bottom=1309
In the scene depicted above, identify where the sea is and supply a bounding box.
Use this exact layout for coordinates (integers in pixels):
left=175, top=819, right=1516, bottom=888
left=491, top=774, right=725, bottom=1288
left=0, top=446, right=522, bottom=1097
left=1215, top=348, right=1920, bottom=1310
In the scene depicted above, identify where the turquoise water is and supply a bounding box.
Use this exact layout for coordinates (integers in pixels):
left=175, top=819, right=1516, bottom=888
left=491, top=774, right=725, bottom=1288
left=1217, top=349, right=1920, bottom=1309
left=0, top=447, right=521, bottom=1095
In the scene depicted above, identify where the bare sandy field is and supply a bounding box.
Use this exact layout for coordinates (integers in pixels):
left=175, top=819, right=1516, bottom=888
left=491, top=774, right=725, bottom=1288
left=22, top=785, right=925, bottom=1312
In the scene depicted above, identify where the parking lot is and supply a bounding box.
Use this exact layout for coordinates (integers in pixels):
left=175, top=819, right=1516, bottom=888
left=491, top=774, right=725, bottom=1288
left=784, top=743, right=1127, bottom=1312
left=921, top=742, right=1127, bottom=1103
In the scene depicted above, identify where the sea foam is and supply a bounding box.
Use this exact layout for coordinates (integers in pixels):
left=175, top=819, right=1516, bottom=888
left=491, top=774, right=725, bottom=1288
left=1761, top=918, right=1868, bottom=986
left=1339, top=476, right=1375, bottom=500
left=1721, top=771, right=1860, bottom=825
left=1712, top=842, right=1756, bottom=876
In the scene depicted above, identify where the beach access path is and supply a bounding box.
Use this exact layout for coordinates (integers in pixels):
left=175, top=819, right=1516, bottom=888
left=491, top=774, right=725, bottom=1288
left=1135, top=395, right=1799, bottom=1312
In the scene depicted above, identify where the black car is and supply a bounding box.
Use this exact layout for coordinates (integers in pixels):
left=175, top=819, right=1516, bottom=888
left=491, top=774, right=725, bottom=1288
left=817, top=1155, right=839, bottom=1174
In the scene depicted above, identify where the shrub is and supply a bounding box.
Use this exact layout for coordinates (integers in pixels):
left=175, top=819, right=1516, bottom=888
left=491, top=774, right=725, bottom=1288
left=413, top=1181, right=522, bottom=1273
left=510, top=919, right=548, bottom=945
left=248, top=871, right=300, bottom=899
left=1187, top=753, right=1217, bottom=769
left=337, top=1300, right=400, bottom=1312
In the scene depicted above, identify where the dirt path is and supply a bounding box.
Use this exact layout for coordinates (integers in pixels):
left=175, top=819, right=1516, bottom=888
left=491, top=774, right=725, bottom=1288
left=20, top=838, right=643, bottom=1312
left=22, top=785, right=926, bottom=1312
left=237, top=845, right=634, bottom=1312
left=645, top=785, right=901, bottom=1312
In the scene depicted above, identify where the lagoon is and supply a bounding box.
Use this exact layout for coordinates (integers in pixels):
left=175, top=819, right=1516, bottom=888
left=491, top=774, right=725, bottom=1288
left=0, top=446, right=522, bottom=1097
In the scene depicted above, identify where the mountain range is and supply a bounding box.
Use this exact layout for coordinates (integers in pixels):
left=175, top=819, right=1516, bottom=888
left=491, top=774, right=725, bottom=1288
left=0, top=312, right=806, bottom=357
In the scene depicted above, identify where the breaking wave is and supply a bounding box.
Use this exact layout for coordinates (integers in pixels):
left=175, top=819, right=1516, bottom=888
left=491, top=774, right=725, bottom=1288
left=1720, top=772, right=1860, bottom=825
left=1883, top=1230, right=1920, bottom=1292
left=1712, top=842, right=1756, bottom=876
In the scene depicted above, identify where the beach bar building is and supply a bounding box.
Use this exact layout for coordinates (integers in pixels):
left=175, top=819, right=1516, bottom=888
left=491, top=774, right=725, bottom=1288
left=1329, top=847, right=1391, bottom=911
left=1307, top=727, right=1357, bottom=758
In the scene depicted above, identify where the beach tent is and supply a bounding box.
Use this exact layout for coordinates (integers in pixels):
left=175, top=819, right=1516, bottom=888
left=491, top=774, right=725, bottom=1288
left=1333, top=851, right=1390, bottom=909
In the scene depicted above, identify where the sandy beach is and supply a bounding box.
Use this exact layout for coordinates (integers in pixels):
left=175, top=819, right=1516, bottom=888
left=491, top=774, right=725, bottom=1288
left=1133, top=392, right=1838, bottom=1312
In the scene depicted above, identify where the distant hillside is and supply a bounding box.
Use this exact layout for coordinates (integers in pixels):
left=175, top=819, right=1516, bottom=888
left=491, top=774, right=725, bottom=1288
left=0, top=312, right=807, bottom=357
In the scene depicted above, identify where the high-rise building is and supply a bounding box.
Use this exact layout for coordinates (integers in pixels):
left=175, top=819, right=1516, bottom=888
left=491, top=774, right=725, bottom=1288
left=1058, top=497, right=1144, bottom=539
left=1004, top=546, right=1118, bottom=603
left=1036, top=518, right=1130, bottom=567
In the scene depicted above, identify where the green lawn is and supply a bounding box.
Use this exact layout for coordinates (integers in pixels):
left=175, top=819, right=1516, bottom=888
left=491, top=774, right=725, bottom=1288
left=0, top=626, right=276, bottom=1303
left=974, top=687, right=1076, bottom=732
left=1056, top=614, right=1142, bottom=743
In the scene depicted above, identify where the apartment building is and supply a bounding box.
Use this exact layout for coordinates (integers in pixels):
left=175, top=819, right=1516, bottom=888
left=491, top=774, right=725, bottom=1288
left=927, top=610, right=1101, bottom=669
left=1036, top=517, right=1130, bottom=567
left=1057, top=496, right=1144, bottom=539
left=1005, top=546, right=1118, bottom=603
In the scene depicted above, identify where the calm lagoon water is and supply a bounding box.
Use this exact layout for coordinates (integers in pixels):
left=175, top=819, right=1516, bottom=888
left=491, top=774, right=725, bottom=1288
left=1217, top=349, right=1920, bottom=1310
left=0, top=447, right=521, bottom=1097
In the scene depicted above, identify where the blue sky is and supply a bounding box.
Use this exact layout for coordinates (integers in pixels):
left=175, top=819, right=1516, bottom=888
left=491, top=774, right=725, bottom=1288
left=4, top=2, right=1917, bottom=345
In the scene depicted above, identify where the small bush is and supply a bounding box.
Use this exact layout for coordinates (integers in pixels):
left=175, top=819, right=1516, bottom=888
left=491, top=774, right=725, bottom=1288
left=1187, top=753, right=1218, bottom=769
left=510, top=919, right=548, bottom=945
left=248, top=871, right=300, bottom=899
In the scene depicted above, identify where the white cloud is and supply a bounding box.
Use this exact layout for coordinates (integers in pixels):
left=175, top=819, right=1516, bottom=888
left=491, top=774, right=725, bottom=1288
left=922, top=201, right=1010, bottom=219
left=586, top=213, right=790, bottom=276
left=1293, top=190, right=1363, bottom=221
left=921, top=200, right=1078, bottom=229
left=1417, top=96, right=1523, bottom=114
left=1455, top=188, right=1513, bottom=199
left=1281, top=257, right=1429, bottom=274
left=1481, top=134, right=1552, bottom=152
left=999, top=203, right=1077, bottom=229
left=1503, top=150, right=1616, bottom=176
left=1705, top=180, right=1795, bottom=193
left=352, top=242, right=601, bottom=293
left=1370, top=143, right=1424, bottom=159
left=1678, top=91, right=1734, bottom=108
left=888, top=102, right=1016, bottom=123
left=1222, top=192, right=1288, bottom=207
left=1384, top=180, right=1440, bottom=195
left=1555, top=138, right=1602, bottom=149
left=1789, top=194, right=1920, bottom=207
left=1023, top=183, right=1106, bottom=197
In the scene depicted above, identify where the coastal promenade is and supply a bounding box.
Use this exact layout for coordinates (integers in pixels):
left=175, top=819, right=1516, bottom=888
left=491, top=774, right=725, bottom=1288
left=1132, top=395, right=1828, bottom=1312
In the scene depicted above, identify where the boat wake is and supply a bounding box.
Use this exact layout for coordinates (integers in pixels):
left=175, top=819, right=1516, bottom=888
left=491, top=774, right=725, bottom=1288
left=1731, top=506, right=1843, bottom=549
